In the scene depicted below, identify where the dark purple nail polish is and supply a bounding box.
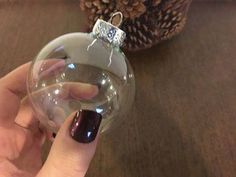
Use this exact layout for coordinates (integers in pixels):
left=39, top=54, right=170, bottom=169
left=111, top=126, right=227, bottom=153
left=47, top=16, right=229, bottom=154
left=70, top=110, right=102, bottom=143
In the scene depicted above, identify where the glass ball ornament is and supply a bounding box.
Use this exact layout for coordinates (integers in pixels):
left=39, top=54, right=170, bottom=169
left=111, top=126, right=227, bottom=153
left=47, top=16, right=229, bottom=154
left=27, top=14, right=135, bottom=134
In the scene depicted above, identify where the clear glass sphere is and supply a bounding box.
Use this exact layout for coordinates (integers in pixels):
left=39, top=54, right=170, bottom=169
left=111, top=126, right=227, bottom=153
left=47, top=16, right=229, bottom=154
left=27, top=33, right=135, bottom=133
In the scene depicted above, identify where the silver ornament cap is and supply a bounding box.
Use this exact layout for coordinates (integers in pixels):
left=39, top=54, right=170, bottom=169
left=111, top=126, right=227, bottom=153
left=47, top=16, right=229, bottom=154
left=92, top=12, right=126, bottom=47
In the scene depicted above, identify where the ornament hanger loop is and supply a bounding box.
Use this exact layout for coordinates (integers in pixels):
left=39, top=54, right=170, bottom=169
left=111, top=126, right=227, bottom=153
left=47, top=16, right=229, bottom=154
left=108, top=11, right=124, bottom=27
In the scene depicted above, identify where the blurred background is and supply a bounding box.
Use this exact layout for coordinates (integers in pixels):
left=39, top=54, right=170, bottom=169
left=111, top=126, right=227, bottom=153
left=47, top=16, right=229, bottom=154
left=0, top=1, right=235, bottom=177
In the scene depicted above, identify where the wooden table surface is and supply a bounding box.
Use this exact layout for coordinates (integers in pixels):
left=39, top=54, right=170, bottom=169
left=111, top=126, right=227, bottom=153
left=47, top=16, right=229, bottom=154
left=0, top=1, right=236, bottom=177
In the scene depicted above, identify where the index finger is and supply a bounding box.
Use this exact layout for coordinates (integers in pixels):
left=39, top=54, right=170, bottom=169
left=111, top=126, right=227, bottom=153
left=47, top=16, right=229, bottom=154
left=0, top=62, right=31, bottom=126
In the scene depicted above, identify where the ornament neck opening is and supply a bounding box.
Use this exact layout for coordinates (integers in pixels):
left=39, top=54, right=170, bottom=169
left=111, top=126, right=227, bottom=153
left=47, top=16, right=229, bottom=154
left=92, top=12, right=126, bottom=48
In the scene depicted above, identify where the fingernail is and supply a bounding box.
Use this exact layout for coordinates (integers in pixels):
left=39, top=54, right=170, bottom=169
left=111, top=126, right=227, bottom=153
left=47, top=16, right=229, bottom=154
left=70, top=110, right=102, bottom=143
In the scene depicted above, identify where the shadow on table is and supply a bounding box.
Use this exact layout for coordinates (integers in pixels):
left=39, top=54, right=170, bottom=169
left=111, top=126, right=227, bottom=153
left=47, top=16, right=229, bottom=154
left=87, top=38, right=209, bottom=177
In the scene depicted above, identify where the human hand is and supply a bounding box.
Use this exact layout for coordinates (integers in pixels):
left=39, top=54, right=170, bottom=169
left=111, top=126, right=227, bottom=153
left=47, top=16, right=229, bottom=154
left=0, top=63, right=101, bottom=177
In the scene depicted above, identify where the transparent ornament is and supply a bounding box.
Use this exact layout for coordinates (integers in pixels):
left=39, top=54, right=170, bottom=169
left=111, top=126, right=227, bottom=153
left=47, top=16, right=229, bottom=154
left=27, top=13, right=135, bottom=133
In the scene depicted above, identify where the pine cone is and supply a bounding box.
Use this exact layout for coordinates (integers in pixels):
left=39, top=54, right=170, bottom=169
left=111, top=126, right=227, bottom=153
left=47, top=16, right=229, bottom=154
left=116, top=0, right=146, bottom=20
left=79, top=0, right=192, bottom=51
left=80, top=0, right=116, bottom=28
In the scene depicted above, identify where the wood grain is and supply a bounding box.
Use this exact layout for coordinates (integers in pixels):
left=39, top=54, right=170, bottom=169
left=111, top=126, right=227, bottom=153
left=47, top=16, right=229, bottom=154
left=0, top=1, right=236, bottom=177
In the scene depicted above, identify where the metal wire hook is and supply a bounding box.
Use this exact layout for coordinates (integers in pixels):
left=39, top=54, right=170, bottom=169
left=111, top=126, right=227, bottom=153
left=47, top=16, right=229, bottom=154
left=108, top=11, right=124, bottom=27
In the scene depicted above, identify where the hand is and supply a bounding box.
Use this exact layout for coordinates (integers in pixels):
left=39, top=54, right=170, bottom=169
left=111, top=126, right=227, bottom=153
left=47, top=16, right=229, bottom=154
left=0, top=63, right=101, bottom=177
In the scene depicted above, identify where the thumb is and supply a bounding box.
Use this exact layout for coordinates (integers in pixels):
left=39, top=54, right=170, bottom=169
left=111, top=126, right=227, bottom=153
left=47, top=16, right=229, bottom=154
left=37, top=110, right=102, bottom=177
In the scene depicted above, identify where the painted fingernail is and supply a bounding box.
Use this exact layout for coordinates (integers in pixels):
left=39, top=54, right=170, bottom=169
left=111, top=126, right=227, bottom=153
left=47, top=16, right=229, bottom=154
left=70, top=110, right=102, bottom=143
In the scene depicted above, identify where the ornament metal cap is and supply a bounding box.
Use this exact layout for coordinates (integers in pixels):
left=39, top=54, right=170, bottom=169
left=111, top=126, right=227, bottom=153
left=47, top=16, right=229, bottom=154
left=92, top=12, right=126, bottom=47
